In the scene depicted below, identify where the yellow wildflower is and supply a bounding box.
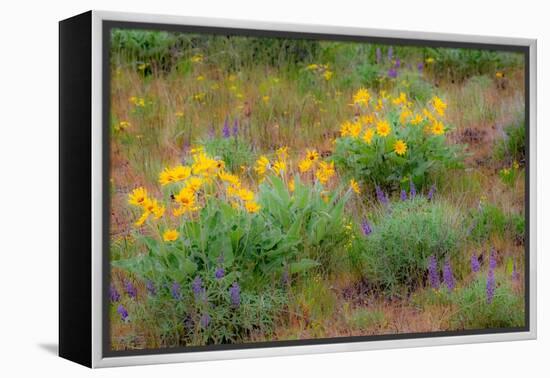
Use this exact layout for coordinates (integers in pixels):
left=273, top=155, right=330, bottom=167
left=134, top=211, right=149, bottom=227
left=496, top=71, right=504, bottom=78
left=410, top=113, right=424, bottom=126
left=363, top=128, right=375, bottom=145
left=426, top=57, right=435, bottom=64
left=392, top=92, right=408, bottom=106
left=244, top=201, right=261, bottom=213
left=353, top=88, right=371, bottom=106
left=185, top=177, right=204, bottom=193
left=361, top=114, right=375, bottom=125
left=163, top=229, right=179, bottom=242
left=305, top=149, right=319, bottom=162
left=513, top=161, right=520, bottom=169
left=218, top=171, right=241, bottom=187
left=299, top=159, right=313, bottom=173
left=262, top=95, right=270, bottom=103
left=376, top=120, right=391, bottom=137
left=393, top=140, right=408, bottom=155
left=276, top=146, right=289, bottom=161
left=128, top=187, right=148, bottom=206
left=306, top=63, right=319, bottom=71
left=116, top=121, right=131, bottom=131
left=400, top=107, right=413, bottom=125
left=237, top=188, right=255, bottom=202
left=191, top=54, right=203, bottom=63
left=431, top=120, right=445, bottom=135
left=272, top=160, right=286, bottom=176
left=254, top=156, right=270, bottom=176
left=288, top=178, right=295, bottom=192
left=316, top=161, right=335, bottom=185
left=349, top=179, right=360, bottom=194
left=323, top=70, right=333, bottom=81
left=431, top=96, right=447, bottom=117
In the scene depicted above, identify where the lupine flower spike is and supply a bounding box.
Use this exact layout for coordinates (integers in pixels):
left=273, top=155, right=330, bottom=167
left=428, top=255, right=439, bottom=289
left=443, top=258, right=455, bottom=291
left=117, top=304, right=129, bottom=321
left=471, top=253, right=480, bottom=273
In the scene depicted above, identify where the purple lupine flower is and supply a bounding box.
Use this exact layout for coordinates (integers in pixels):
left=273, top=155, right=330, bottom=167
left=486, top=268, right=496, bottom=304
left=443, top=259, right=455, bottom=291
left=117, top=304, right=129, bottom=321
left=388, top=68, right=398, bottom=79
left=489, top=248, right=497, bottom=270
left=222, top=117, right=230, bottom=138
left=395, top=57, right=401, bottom=68
left=409, top=180, right=417, bottom=199
left=125, top=281, right=137, bottom=299
left=109, top=284, right=120, bottom=302
left=375, top=185, right=388, bottom=206
left=512, top=261, right=520, bottom=281
left=361, top=219, right=372, bottom=236
left=146, top=280, right=156, bottom=296
left=428, top=255, right=439, bottom=289
left=388, top=46, right=393, bottom=61
left=471, top=253, right=480, bottom=273
left=229, top=282, right=241, bottom=307
left=427, top=184, right=436, bottom=201
left=400, top=189, right=407, bottom=201
left=171, top=282, right=181, bottom=300
left=200, top=313, right=211, bottom=328
left=376, top=47, right=382, bottom=64
left=215, top=267, right=225, bottom=280
left=417, top=62, right=424, bottom=72
left=232, top=118, right=239, bottom=137
left=192, top=276, right=205, bottom=299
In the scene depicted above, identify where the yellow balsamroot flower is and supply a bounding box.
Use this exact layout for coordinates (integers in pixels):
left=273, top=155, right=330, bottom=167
left=426, top=57, right=435, bottom=64
left=376, top=120, right=391, bottom=137
left=340, top=120, right=353, bottom=137
left=394, top=140, right=408, bottom=155
left=115, top=121, right=130, bottom=132
left=130, top=96, right=145, bottom=107
left=276, top=146, right=289, bottom=161
left=272, top=160, right=286, bottom=176
left=306, top=149, right=319, bottom=162
left=173, top=165, right=192, bottom=182
left=163, top=229, right=179, bottom=242
left=237, top=188, right=255, bottom=202
left=299, top=159, right=313, bottom=173
left=128, top=187, right=148, bottom=206
left=254, top=156, right=270, bottom=176
left=361, top=114, right=375, bottom=125
left=262, top=95, right=270, bottom=103
left=316, top=161, right=335, bottom=185
left=400, top=107, right=413, bottom=125
left=134, top=211, right=149, bottom=227
left=352, top=88, right=371, bottom=106
left=410, top=113, right=424, bottom=126
left=288, top=178, right=295, bottom=192
left=226, top=184, right=239, bottom=198
left=218, top=171, right=241, bottom=187
left=350, top=121, right=362, bottom=137
left=192, top=152, right=220, bottom=177
left=375, top=98, right=384, bottom=111
left=392, top=92, right=408, bottom=106
left=159, top=168, right=176, bottom=186
left=173, top=187, right=197, bottom=216
left=431, top=96, right=447, bottom=117
left=496, top=71, right=504, bottom=78
left=431, top=120, right=445, bottom=135
left=363, top=128, right=375, bottom=145
left=323, top=70, right=333, bottom=81
left=513, top=161, right=520, bottom=169
left=184, top=177, right=204, bottom=193
left=321, top=191, right=330, bottom=203
left=349, top=179, right=360, bottom=194
left=244, top=201, right=261, bottom=214
left=306, top=63, right=319, bottom=71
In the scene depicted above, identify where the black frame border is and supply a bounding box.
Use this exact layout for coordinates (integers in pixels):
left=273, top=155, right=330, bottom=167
left=101, top=19, right=531, bottom=358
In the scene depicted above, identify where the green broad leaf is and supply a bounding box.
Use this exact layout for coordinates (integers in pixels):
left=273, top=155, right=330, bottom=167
left=289, top=258, right=320, bottom=274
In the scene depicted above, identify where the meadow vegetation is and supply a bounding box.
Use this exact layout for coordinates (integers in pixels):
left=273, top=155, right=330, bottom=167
left=108, top=29, right=526, bottom=350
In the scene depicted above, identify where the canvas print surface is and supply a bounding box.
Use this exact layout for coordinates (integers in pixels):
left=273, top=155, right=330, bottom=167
left=107, top=26, right=527, bottom=353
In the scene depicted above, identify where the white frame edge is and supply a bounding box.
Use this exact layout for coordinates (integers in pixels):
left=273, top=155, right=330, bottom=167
left=90, top=10, right=537, bottom=368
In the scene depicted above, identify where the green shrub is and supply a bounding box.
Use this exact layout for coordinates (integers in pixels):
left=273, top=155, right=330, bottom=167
left=360, top=198, right=464, bottom=295
left=494, top=119, right=526, bottom=165
left=468, top=202, right=524, bottom=243
left=449, top=272, right=524, bottom=329
left=201, top=136, right=254, bottom=173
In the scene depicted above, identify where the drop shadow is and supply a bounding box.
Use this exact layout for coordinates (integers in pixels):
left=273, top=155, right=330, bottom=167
left=38, top=343, right=59, bottom=356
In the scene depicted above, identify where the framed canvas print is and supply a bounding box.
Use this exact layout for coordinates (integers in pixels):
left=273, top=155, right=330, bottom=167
left=59, top=10, right=537, bottom=368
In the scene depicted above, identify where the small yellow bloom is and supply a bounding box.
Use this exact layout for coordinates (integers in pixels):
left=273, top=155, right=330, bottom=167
left=353, top=88, right=371, bottom=106
left=254, top=156, right=270, bottom=176
left=323, top=70, right=333, bottom=81
left=376, top=120, right=391, bottom=137
left=185, top=177, right=204, bottom=193
left=361, top=114, right=375, bottom=125
left=431, top=96, right=447, bottom=117
left=276, top=146, right=289, bottom=161
left=218, top=171, right=241, bottom=187
left=299, top=159, right=313, bottom=173
left=163, top=229, right=179, bottom=242
left=362, top=128, right=374, bottom=145
left=244, top=201, right=261, bottom=213
left=262, top=95, right=270, bottom=103
left=306, top=63, right=319, bottom=71
left=410, top=113, right=424, bottom=126
left=394, top=140, right=408, bottom=155
left=431, top=120, right=445, bottom=135
left=400, top=107, right=413, bottom=125
left=272, top=160, right=286, bottom=176
left=513, top=161, right=520, bottom=169
left=134, top=211, right=149, bottom=227
left=288, top=178, right=295, bottom=192
left=315, top=161, right=335, bottom=185
left=426, top=57, right=435, bottom=64
left=196, top=75, right=205, bottom=81
left=392, top=92, right=408, bottom=106
left=349, top=179, right=360, bottom=194
left=237, top=188, right=255, bottom=202
left=191, top=54, right=203, bottom=63
left=496, top=71, right=504, bottom=78
left=306, top=149, right=319, bottom=162
left=128, top=187, right=148, bottom=206
left=116, top=121, right=131, bottom=131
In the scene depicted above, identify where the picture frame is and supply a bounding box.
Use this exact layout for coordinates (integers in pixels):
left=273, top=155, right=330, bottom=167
left=59, top=10, right=537, bottom=368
